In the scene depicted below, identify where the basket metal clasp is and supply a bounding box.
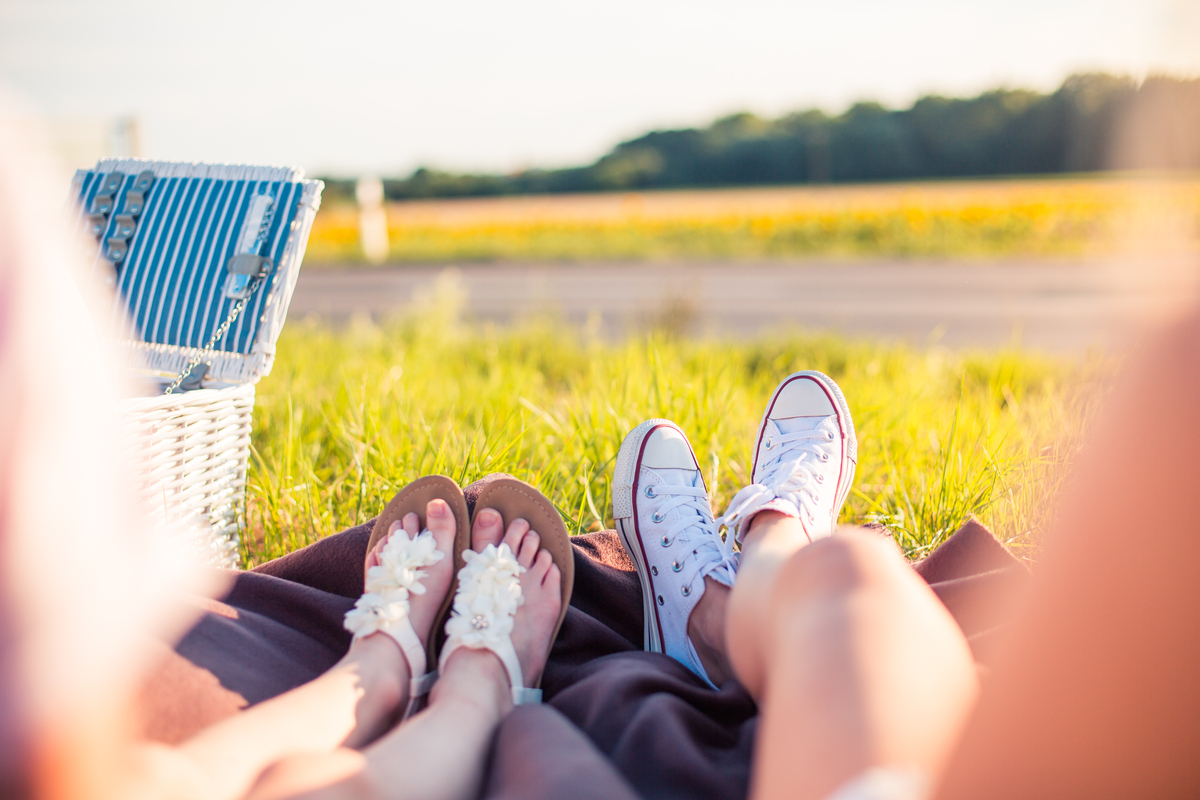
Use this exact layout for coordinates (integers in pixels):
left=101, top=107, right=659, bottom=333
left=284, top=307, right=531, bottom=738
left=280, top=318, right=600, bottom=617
left=124, top=171, right=155, bottom=215
left=176, top=362, right=210, bottom=392
left=224, top=193, right=276, bottom=299
left=224, top=254, right=274, bottom=298
left=88, top=170, right=124, bottom=242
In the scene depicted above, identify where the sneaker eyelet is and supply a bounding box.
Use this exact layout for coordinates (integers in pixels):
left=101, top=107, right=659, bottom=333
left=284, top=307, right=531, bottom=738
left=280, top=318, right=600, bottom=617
left=657, top=595, right=665, bottom=605
left=820, top=453, right=829, bottom=462
left=661, top=535, right=671, bottom=547
left=816, top=474, right=825, bottom=483
left=645, top=486, right=655, bottom=498
left=826, top=431, right=835, bottom=441
left=652, top=512, right=664, bottom=523
left=651, top=566, right=658, bottom=576
left=681, top=585, right=691, bottom=597
left=765, top=438, right=773, bottom=450
left=672, top=560, right=681, bottom=572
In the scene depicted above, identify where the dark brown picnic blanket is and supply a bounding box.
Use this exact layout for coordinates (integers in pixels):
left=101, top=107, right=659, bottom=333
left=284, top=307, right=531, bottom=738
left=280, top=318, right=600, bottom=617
left=137, top=475, right=1030, bottom=800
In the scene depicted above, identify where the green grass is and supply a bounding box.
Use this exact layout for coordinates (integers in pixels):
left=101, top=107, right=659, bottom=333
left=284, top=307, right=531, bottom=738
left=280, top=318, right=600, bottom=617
left=242, top=282, right=1108, bottom=567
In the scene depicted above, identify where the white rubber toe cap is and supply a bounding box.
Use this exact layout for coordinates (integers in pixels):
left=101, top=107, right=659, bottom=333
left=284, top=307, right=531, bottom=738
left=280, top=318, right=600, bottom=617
left=641, top=424, right=700, bottom=470
left=769, top=376, right=837, bottom=419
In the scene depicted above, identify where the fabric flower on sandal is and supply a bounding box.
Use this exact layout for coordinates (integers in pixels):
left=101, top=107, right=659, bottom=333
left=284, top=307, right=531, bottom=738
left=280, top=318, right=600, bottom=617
left=444, top=543, right=525, bottom=650
left=346, top=529, right=446, bottom=637
left=365, top=528, right=445, bottom=600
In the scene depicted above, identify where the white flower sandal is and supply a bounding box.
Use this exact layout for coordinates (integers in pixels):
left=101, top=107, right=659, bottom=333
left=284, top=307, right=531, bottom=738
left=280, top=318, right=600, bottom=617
left=438, top=477, right=576, bottom=704
left=437, top=542, right=544, bottom=705
left=347, top=476, right=472, bottom=719
left=344, top=528, right=446, bottom=717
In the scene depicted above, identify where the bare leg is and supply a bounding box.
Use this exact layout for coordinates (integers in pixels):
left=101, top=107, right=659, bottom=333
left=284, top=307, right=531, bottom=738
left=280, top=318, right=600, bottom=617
left=143, top=500, right=460, bottom=800
left=686, top=505, right=814, bottom=691
left=726, top=513, right=978, bottom=800
left=688, top=578, right=733, bottom=686
left=241, top=651, right=511, bottom=800
left=246, top=508, right=562, bottom=800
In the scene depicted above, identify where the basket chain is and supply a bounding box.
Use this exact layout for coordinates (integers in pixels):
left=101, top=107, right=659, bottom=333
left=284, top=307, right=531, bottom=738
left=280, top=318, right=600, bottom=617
left=162, top=275, right=264, bottom=395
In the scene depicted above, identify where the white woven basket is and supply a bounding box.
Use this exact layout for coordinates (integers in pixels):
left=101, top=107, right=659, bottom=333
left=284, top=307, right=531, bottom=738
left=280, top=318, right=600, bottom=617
left=72, top=159, right=323, bottom=569
left=120, top=384, right=256, bottom=569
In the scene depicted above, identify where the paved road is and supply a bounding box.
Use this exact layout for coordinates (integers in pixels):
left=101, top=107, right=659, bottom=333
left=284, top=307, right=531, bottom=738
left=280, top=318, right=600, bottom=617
left=289, top=258, right=1200, bottom=351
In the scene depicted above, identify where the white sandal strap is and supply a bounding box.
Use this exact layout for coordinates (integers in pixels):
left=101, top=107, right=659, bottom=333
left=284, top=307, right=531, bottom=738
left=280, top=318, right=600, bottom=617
left=378, top=610, right=427, bottom=680
left=405, top=669, right=439, bottom=718
left=438, top=542, right=541, bottom=705
left=438, top=635, right=539, bottom=705
left=344, top=528, right=446, bottom=719
left=512, top=686, right=543, bottom=704
left=379, top=612, right=436, bottom=718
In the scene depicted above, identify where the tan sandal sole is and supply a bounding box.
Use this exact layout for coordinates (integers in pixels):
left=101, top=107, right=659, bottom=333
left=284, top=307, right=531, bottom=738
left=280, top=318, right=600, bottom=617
left=470, top=477, right=575, bottom=689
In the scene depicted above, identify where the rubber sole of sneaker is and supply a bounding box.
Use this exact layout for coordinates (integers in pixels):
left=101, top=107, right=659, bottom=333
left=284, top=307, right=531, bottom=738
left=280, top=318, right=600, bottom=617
left=612, top=417, right=706, bottom=655
left=750, top=370, right=859, bottom=534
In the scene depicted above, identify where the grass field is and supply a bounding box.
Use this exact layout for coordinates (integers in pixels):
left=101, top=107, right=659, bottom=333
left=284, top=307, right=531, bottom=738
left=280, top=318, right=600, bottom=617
left=241, top=286, right=1108, bottom=567
left=305, top=176, right=1200, bottom=264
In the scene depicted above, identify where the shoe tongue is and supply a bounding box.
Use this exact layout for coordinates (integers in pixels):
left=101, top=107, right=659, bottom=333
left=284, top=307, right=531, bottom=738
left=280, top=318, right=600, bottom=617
left=652, top=467, right=702, bottom=488
left=771, top=415, right=834, bottom=435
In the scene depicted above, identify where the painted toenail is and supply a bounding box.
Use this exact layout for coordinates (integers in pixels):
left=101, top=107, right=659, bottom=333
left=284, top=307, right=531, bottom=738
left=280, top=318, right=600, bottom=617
left=429, top=501, right=447, bottom=517
left=479, top=509, right=500, bottom=525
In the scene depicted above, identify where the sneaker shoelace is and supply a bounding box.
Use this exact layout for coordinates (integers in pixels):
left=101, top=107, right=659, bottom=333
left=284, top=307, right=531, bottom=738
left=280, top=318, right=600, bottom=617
left=649, top=483, right=738, bottom=588
left=718, top=426, right=835, bottom=534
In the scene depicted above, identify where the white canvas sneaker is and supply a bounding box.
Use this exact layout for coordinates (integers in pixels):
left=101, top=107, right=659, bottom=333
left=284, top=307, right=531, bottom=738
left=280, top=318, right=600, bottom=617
left=719, top=371, right=858, bottom=544
left=612, top=419, right=737, bottom=688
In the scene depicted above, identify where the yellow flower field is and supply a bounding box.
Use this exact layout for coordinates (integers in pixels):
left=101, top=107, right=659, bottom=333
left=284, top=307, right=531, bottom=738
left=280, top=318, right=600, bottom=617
left=305, top=176, right=1200, bottom=264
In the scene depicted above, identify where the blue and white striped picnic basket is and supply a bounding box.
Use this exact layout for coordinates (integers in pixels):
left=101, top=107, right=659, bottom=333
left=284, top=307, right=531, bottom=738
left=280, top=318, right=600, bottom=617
left=70, top=159, right=324, bottom=567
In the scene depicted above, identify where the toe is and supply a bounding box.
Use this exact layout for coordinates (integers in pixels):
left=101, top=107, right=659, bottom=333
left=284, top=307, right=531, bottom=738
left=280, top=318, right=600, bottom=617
left=530, top=549, right=553, bottom=579
left=424, top=499, right=457, bottom=548
left=364, top=536, right=385, bottom=571
left=543, top=561, right=561, bottom=593
left=502, top=518, right=531, bottom=552
left=401, top=513, right=419, bottom=537
left=472, top=507, right=505, bottom=551
left=517, top=531, right=540, bottom=567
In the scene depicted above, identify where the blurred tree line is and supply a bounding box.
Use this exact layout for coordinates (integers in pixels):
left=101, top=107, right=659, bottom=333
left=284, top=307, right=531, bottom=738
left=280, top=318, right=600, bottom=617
left=321, top=73, right=1200, bottom=202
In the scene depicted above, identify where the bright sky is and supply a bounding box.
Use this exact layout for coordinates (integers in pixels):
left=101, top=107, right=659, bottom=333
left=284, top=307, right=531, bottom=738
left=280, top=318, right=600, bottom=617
left=1, top=0, right=1197, bottom=175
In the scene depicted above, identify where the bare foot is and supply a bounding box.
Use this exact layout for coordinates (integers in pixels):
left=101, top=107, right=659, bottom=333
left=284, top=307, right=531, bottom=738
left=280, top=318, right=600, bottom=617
left=688, top=576, right=733, bottom=686
left=439, top=507, right=562, bottom=695
left=498, top=513, right=563, bottom=689
left=367, top=500, right=457, bottom=650
left=344, top=499, right=457, bottom=700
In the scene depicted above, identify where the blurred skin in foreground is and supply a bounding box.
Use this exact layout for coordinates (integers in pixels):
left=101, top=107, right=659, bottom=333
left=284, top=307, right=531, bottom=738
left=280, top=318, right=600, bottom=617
left=0, top=99, right=557, bottom=800
left=3, top=94, right=1199, bottom=799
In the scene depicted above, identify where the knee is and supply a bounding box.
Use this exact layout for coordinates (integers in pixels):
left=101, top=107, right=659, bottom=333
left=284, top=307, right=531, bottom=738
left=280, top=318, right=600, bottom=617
left=771, top=528, right=907, bottom=605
